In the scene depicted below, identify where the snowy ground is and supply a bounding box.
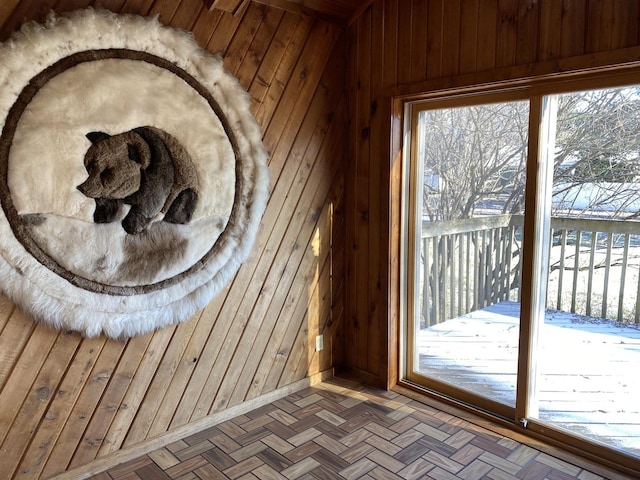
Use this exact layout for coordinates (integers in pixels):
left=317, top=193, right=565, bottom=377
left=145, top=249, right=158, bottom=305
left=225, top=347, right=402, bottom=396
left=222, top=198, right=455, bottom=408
left=416, top=300, right=640, bottom=458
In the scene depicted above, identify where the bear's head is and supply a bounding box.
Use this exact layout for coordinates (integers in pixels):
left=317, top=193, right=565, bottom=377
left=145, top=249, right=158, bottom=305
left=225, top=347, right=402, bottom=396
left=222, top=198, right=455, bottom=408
left=77, top=131, right=152, bottom=199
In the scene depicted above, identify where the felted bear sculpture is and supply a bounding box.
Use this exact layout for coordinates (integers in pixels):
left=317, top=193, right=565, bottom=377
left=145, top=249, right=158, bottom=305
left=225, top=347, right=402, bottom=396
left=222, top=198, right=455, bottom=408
left=77, top=126, right=198, bottom=235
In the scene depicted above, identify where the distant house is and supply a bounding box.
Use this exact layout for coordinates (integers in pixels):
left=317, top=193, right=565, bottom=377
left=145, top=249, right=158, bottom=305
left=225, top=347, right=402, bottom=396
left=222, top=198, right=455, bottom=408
left=552, top=182, right=640, bottom=215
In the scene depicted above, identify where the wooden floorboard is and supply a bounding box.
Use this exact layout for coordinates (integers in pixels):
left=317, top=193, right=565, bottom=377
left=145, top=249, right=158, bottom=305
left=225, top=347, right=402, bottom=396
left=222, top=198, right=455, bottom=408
left=89, top=377, right=625, bottom=480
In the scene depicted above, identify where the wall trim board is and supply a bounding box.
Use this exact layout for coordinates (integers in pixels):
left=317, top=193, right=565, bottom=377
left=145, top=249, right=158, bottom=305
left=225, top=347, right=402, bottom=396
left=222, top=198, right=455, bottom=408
left=383, top=46, right=640, bottom=100
left=51, top=369, right=334, bottom=480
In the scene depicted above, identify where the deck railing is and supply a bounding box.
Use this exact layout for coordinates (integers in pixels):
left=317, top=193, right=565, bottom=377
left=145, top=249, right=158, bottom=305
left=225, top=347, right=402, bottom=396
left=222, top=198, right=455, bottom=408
left=420, top=214, right=640, bottom=326
left=420, top=215, right=523, bottom=327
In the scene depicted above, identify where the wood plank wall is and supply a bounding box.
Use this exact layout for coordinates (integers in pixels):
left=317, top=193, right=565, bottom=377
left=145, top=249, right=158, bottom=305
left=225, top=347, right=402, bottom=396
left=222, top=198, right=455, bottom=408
left=345, top=0, right=640, bottom=386
left=0, top=1, right=347, bottom=478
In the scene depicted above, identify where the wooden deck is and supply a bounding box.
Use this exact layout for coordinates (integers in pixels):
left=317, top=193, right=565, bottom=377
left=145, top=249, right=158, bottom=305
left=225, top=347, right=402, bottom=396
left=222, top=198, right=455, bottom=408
left=416, top=301, right=640, bottom=458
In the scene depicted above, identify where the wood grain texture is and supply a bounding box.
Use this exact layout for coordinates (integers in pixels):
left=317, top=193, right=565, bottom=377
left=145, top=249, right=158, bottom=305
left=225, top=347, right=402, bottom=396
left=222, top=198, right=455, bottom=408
left=208, top=0, right=246, bottom=14
left=346, top=0, right=640, bottom=388
left=0, top=1, right=346, bottom=478
left=252, top=0, right=367, bottom=25
left=2, top=1, right=639, bottom=476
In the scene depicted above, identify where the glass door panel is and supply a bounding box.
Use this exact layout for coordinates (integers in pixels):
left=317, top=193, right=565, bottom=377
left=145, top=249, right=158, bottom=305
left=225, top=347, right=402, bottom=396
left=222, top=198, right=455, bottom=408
left=531, top=86, right=640, bottom=457
left=408, top=98, right=529, bottom=409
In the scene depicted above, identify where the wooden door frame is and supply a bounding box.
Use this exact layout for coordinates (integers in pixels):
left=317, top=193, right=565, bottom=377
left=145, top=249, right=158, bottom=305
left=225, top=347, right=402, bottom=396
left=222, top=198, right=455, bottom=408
left=386, top=60, right=640, bottom=478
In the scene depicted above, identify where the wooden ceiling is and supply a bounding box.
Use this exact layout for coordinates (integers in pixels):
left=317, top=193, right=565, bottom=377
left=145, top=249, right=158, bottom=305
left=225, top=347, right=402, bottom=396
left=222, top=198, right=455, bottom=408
left=207, top=0, right=372, bottom=25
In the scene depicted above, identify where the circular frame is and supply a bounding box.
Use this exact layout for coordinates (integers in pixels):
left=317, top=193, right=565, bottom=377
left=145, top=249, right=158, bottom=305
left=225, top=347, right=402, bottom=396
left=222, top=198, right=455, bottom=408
left=0, top=9, right=269, bottom=338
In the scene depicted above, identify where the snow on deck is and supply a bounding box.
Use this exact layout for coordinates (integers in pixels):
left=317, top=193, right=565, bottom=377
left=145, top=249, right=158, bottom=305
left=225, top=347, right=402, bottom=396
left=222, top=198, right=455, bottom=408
left=416, top=300, right=640, bottom=457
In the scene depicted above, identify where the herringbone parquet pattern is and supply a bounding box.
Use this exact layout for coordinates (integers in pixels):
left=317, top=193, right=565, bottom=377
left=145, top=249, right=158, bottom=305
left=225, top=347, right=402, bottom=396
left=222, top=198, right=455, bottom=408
left=90, top=379, right=609, bottom=480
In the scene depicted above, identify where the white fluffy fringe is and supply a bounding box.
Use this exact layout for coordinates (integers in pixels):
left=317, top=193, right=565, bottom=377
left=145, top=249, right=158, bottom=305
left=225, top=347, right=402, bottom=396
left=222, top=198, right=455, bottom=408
left=0, top=8, right=269, bottom=338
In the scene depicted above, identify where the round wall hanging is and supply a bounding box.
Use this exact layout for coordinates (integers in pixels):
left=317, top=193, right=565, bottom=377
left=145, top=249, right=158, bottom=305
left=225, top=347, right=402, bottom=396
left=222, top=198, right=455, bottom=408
left=0, top=9, right=269, bottom=338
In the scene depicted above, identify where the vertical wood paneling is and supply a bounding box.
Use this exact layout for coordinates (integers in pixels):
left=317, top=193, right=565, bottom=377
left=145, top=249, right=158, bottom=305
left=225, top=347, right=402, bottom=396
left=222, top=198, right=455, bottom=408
left=539, top=0, right=563, bottom=61
left=426, top=0, right=443, bottom=80
left=477, top=0, right=498, bottom=70
left=496, top=0, right=518, bottom=67
left=560, top=0, right=586, bottom=57
left=366, top=0, right=385, bottom=384
left=3, top=0, right=639, bottom=475
left=441, top=0, right=461, bottom=77
left=396, top=0, right=412, bottom=85
left=410, top=0, right=427, bottom=83
left=611, top=0, right=639, bottom=49
left=345, top=12, right=359, bottom=376
left=381, top=0, right=398, bottom=88
left=0, top=1, right=347, bottom=478
left=515, top=0, right=539, bottom=65
left=346, top=0, right=640, bottom=387
left=459, top=0, right=479, bottom=73
left=350, top=8, right=372, bottom=375
left=586, top=0, right=614, bottom=53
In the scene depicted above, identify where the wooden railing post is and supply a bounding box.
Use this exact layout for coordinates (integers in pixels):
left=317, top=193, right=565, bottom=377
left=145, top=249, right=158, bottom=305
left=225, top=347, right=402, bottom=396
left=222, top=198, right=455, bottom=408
left=420, top=214, right=640, bottom=327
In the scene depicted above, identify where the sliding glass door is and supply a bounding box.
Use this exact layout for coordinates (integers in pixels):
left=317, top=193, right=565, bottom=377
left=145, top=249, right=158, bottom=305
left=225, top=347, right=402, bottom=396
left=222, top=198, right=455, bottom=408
left=530, top=85, right=640, bottom=458
left=406, top=93, right=529, bottom=415
left=403, top=76, right=640, bottom=469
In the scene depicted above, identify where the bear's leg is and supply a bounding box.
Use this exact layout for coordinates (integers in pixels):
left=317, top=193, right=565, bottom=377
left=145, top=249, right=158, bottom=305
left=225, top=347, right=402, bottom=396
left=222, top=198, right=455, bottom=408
left=164, top=189, right=198, bottom=224
left=94, top=198, right=122, bottom=223
left=122, top=207, right=153, bottom=235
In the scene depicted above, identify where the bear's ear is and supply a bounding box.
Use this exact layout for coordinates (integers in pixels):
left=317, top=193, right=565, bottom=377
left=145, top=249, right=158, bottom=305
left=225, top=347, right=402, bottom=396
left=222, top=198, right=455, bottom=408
left=86, top=131, right=110, bottom=144
left=128, top=144, right=143, bottom=165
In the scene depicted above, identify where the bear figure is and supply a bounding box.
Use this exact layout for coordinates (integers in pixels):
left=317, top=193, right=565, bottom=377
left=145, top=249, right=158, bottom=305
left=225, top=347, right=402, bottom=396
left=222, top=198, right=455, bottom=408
left=77, top=126, right=199, bottom=235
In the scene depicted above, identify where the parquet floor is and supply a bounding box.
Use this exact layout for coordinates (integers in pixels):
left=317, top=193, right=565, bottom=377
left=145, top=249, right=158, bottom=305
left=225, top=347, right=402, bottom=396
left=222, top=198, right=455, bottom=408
left=88, top=378, right=616, bottom=480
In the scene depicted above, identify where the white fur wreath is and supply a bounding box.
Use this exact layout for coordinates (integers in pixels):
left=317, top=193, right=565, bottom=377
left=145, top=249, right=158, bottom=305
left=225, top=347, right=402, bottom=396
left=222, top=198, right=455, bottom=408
left=0, top=9, right=269, bottom=338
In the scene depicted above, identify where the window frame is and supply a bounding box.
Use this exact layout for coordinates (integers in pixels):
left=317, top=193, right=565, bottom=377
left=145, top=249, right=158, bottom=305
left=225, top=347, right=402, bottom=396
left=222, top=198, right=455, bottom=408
left=404, top=89, right=531, bottom=422
left=392, top=67, right=640, bottom=477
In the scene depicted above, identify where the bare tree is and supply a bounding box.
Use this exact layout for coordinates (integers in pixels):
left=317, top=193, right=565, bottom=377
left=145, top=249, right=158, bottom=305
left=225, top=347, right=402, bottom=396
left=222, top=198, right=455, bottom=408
left=417, top=86, right=640, bottom=326
left=553, top=87, right=640, bottom=218
left=418, top=101, right=529, bottom=323
left=420, top=86, right=640, bottom=222
left=419, top=101, right=529, bottom=222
